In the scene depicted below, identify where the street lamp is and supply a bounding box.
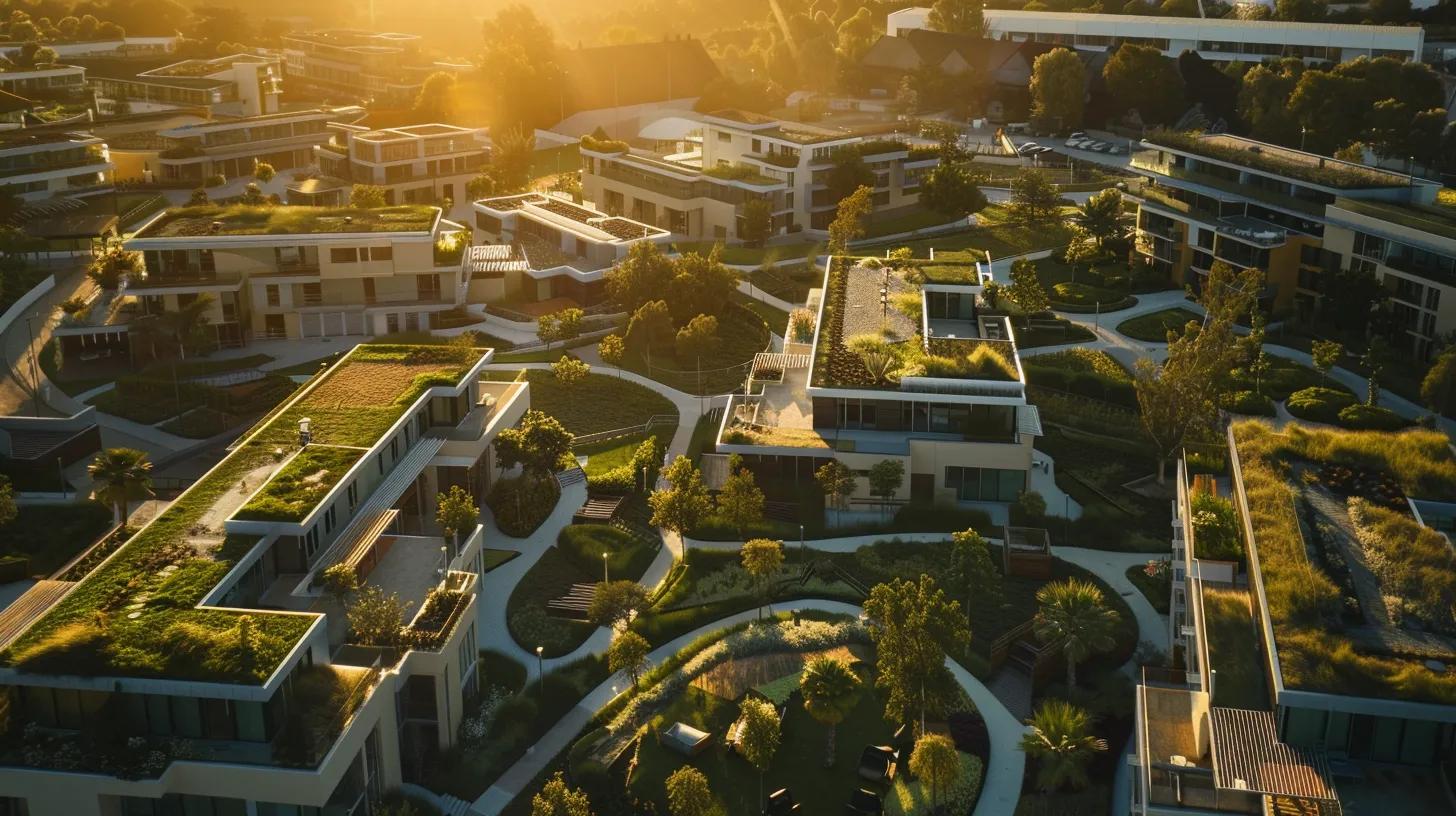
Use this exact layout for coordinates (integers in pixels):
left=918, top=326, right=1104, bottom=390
left=602, top=551, right=609, bottom=584
left=535, top=646, right=545, bottom=702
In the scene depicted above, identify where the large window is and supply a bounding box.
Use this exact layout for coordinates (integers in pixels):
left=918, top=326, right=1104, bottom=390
left=944, top=466, right=1025, bottom=502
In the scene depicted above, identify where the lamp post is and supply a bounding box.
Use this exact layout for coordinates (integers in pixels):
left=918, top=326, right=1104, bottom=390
left=799, top=523, right=805, bottom=558
left=602, top=551, right=609, bottom=584
left=535, top=646, right=545, bottom=701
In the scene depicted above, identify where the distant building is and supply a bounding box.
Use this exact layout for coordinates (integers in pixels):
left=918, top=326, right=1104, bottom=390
left=281, top=30, right=452, bottom=104
left=859, top=28, right=1056, bottom=94
left=0, top=63, right=87, bottom=100
left=887, top=7, right=1426, bottom=63
left=91, top=53, right=283, bottom=118
left=144, top=107, right=365, bottom=187
left=0, top=129, right=112, bottom=202
left=315, top=122, right=488, bottom=206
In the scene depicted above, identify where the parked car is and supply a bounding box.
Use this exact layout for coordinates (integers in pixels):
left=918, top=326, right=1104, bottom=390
left=1031, top=146, right=1054, bottom=155
left=1069, top=131, right=1087, bottom=140
left=1109, top=145, right=1127, bottom=155
left=1016, top=142, right=1041, bottom=155
left=1089, top=141, right=1109, bottom=152
left=1064, top=137, right=1084, bottom=147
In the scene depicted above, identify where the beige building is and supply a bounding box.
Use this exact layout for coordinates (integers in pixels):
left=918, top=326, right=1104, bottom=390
left=132, top=107, right=365, bottom=187
left=580, top=109, right=939, bottom=242
left=92, top=53, right=283, bottom=118
left=316, top=123, right=488, bottom=207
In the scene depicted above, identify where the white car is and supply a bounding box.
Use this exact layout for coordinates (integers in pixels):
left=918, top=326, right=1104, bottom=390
left=1017, top=142, right=1041, bottom=155
left=1068, top=131, right=1087, bottom=140
left=1064, top=137, right=1084, bottom=147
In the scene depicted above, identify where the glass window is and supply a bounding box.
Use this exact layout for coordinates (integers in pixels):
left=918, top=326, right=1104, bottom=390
left=329, top=247, right=357, bottom=263
left=370, top=246, right=392, bottom=261
left=171, top=697, right=203, bottom=738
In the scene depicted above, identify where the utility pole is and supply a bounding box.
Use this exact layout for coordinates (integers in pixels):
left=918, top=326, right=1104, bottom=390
left=24, top=313, right=41, bottom=417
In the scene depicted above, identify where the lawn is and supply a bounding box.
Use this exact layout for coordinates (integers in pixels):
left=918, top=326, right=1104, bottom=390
left=629, top=667, right=899, bottom=816
left=736, top=292, right=791, bottom=335
left=1225, top=354, right=1352, bottom=402
left=234, top=445, right=365, bottom=522
left=862, top=206, right=960, bottom=238
left=1034, top=426, right=1173, bottom=552
left=482, top=549, right=519, bottom=572
left=621, top=305, right=770, bottom=395
left=530, top=144, right=580, bottom=180
left=1200, top=587, right=1269, bottom=709
left=0, top=502, right=114, bottom=577
left=1125, top=563, right=1171, bottom=614
left=488, top=370, right=676, bottom=436
left=859, top=205, right=1074, bottom=261
left=1015, top=315, right=1096, bottom=349
left=1116, top=308, right=1202, bottom=342
left=746, top=263, right=820, bottom=305
left=578, top=428, right=674, bottom=477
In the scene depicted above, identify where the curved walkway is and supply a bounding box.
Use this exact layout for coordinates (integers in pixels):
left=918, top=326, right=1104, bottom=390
left=470, top=599, right=1028, bottom=816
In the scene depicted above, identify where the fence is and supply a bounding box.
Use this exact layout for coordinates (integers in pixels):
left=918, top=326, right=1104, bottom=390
left=572, top=414, right=678, bottom=448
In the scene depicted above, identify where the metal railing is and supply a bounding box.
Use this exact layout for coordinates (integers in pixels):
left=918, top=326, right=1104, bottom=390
left=572, top=413, right=677, bottom=447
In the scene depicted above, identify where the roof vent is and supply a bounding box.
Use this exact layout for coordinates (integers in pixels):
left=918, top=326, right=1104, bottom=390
left=343, top=215, right=353, bottom=224
left=210, top=221, right=222, bottom=232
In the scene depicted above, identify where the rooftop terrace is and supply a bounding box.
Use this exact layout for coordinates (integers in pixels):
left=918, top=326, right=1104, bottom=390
left=0, top=344, right=483, bottom=685
left=1143, top=129, right=1416, bottom=190
left=1332, top=196, right=1456, bottom=243
left=133, top=204, right=439, bottom=239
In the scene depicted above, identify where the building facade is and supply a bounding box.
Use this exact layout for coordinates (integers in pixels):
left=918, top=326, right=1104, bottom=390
left=0, top=130, right=112, bottom=202
left=0, top=342, right=529, bottom=816
left=280, top=31, right=453, bottom=104
left=0, top=63, right=87, bottom=99
left=92, top=54, right=283, bottom=118
left=144, top=107, right=365, bottom=187
left=315, top=123, right=488, bottom=207
left=580, top=109, right=939, bottom=242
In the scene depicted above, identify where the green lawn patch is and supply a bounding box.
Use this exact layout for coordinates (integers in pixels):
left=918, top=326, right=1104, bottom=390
left=1226, top=355, right=1349, bottom=402
left=0, top=502, right=114, bottom=578
left=863, top=206, right=958, bottom=238
left=482, top=549, right=519, bottom=573
left=860, top=204, right=1074, bottom=260
left=747, top=263, right=819, bottom=305
left=578, top=428, right=674, bottom=478
left=234, top=445, right=365, bottom=522
left=1033, top=426, right=1173, bottom=552
left=1116, top=307, right=1202, bottom=342
left=490, top=370, right=676, bottom=436
left=736, top=292, right=792, bottom=335
left=621, top=305, right=770, bottom=395
left=1014, top=315, right=1096, bottom=349
left=1200, top=587, right=1269, bottom=709
left=505, top=545, right=599, bottom=657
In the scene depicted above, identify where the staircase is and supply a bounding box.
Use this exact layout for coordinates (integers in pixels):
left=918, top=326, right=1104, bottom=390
left=438, top=794, right=475, bottom=816
left=556, top=467, right=586, bottom=488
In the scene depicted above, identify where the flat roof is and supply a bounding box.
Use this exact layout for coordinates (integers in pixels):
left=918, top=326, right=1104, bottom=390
left=133, top=204, right=439, bottom=239
left=1143, top=130, right=1417, bottom=190
left=983, top=8, right=1425, bottom=42
left=1331, top=196, right=1456, bottom=243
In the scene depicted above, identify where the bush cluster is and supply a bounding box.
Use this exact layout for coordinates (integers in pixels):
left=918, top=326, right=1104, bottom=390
left=1218, top=389, right=1275, bottom=417
left=487, top=474, right=560, bottom=538
left=1285, top=387, right=1357, bottom=424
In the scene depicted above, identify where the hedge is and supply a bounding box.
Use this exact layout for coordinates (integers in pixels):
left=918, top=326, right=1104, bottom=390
left=1336, top=403, right=1409, bottom=431
left=1285, top=387, right=1357, bottom=424
left=1218, top=389, right=1275, bottom=417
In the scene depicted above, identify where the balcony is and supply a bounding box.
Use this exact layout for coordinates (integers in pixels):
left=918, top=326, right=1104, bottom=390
left=125, top=269, right=242, bottom=289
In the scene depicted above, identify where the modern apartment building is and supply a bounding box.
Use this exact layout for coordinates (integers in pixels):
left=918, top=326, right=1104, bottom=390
left=1132, top=428, right=1456, bottom=816
left=145, top=107, right=366, bottom=187
left=56, top=204, right=468, bottom=355
left=1126, top=131, right=1442, bottom=317
left=714, top=256, right=1042, bottom=509
left=92, top=53, right=283, bottom=118
left=281, top=31, right=448, bottom=104
left=315, top=123, right=488, bottom=206
left=468, top=192, right=670, bottom=306
left=0, top=341, right=531, bottom=816
left=579, top=109, right=939, bottom=242
left=888, top=7, right=1425, bottom=63
left=0, top=129, right=112, bottom=202
left=0, top=62, right=87, bottom=99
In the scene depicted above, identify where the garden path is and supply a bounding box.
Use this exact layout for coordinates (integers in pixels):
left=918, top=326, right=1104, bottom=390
left=1051, top=546, right=1170, bottom=655
left=470, top=599, right=1031, bottom=816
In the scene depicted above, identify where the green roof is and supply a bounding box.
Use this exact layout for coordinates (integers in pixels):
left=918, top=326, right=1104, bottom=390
left=135, top=204, right=439, bottom=238
left=1145, top=129, right=1411, bottom=190
left=235, top=445, right=367, bottom=523
left=1333, top=196, right=1456, bottom=243
left=0, top=344, right=482, bottom=684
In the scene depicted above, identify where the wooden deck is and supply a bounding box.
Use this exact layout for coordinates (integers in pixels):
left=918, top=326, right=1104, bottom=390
left=0, top=580, right=74, bottom=651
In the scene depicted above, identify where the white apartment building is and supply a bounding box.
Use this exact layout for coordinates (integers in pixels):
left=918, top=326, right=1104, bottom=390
left=315, top=123, right=488, bottom=207
left=281, top=30, right=448, bottom=104
left=0, top=129, right=112, bottom=202
left=888, top=7, right=1425, bottom=63
left=580, top=109, right=939, bottom=242
left=0, top=341, right=530, bottom=816
left=137, top=107, right=365, bottom=187
left=92, top=53, right=283, bottom=118
left=0, top=63, right=87, bottom=99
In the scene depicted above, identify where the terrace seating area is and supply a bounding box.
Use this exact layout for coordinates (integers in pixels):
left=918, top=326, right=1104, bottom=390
left=573, top=495, right=624, bottom=523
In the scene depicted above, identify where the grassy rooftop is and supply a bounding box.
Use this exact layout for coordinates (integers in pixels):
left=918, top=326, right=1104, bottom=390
left=1232, top=421, right=1456, bottom=704
left=235, top=445, right=367, bottom=523
left=1145, top=129, right=1409, bottom=190
left=0, top=344, right=482, bottom=684
left=136, top=204, right=439, bottom=238
left=1333, top=196, right=1456, bottom=243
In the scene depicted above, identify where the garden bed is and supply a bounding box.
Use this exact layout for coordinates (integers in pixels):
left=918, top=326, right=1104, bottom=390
left=1115, top=307, right=1202, bottom=342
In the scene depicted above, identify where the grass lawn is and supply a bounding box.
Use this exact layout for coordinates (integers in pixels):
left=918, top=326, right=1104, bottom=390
left=490, top=370, right=676, bottom=436
left=674, top=241, right=822, bottom=267
left=529, top=144, right=580, bottom=180
left=629, top=667, right=897, bottom=816
left=621, top=305, right=769, bottom=395
left=746, top=264, right=819, bottom=306
left=0, top=502, right=114, bottom=577
left=736, top=292, right=791, bottom=335
left=1034, top=427, right=1173, bottom=552
left=1201, top=587, right=1270, bottom=710
left=1116, top=308, right=1202, bottom=342
left=1125, top=564, right=1170, bottom=614
left=863, top=206, right=960, bottom=238
left=1015, top=315, right=1096, bottom=349
left=578, top=428, right=674, bottom=477
left=482, top=549, right=519, bottom=572
left=686, top=409, right=723, bottom=464
left=859, top=205, right=1074, bottom=260
left=1226, top=354, right=1352, bottom=402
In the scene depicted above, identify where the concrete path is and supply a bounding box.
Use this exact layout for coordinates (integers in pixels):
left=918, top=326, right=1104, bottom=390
left=471, top=599, right=1030, bottom=816
left=735, top=278, right=801, bottom=314
left=1052, top=546, right=1170, bottom=654
left=0, top=261, right=92, bottom=418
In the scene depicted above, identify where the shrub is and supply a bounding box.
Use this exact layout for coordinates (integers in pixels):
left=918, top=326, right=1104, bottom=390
left=1219, top=389, right=1275, bottom=417
left=1285, top=387, right=1357, bottom=424
left=1190, top=492, right=1242, bottom=561
left=1336, top=404, right=1408, bottom=431
left=204, top=173, right=226, bottom=187
left=486, top=474, right=559, bottom=537
left=479, top=648, right=528, bottom=693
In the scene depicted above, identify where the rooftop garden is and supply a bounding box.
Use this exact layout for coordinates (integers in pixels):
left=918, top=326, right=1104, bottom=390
left=579, top=134, right=629, bottom=154
left=234, top=445, right=366, bottom=523
left=921, top=338, right=1019, bottom=382
left=1334, top=196, right=1456, bottom=243
left=1144, top=129, right=1408, bottom=190
left=1231, top=420, right=1456, bottom=704
left=136, top=204, right=438, bottom=238
left=0, top=344, right=481, bottom=684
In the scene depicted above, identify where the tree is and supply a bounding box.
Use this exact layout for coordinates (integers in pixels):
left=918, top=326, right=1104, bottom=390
left=1071, top=188, right=1123, bottom=251
left=826, top=151, right=876, bottom=203
left=319, top=563, right=357, bottom=605
left=187, top=187, right=208, bottom=206
left=920, top=163, right=988, bottom=218
left=1135, top=263, right=1262, bottom=482
left=1034, top=578, right=1120, bottom=688
left=598, top=334, right=625, bottom=376
left=1311, top=339, right=1344, bottom=384
left=606, top=241, right=674, bottom=313
left=435, top=484, right=478, bottom=550
left=1007, top=258, right=1050, bottom=314
left=1275, top=0, right=1325, bottom=21
left=346, top=585, right=405, bottom=646
left=87, top=448, right=152, bottom=524
left=589, top=580, right=649, bottom=629
left=836, top=6, right=877, bottom=62
left=815, top=460, right=856, bottom=513
left=551, top=356, right=590, bottom=384
left=946, top=528, right=999, bottom=625
left=413, top=71, right=457, bottom=121
left=1009, top=169, right=1060, bottom=225
left=1369, top=0, right=1411, bottom=22
left=1420, top=348, right=1456, bottom=417
left=478, top=5, right=565, bottom=132
left=827, top=185, right=873, bottom=254
left=740, top=537, right=783, bottom=619
left=1102, top=44, right=1186, bottom=126
left=737, top=697, right=781, bottom=809
left=253, top=161, right=276, bottom=183
left=719, top=462, right=765, bottom=539
left=665, top=766, right=714, bottom=816
left=538, top=307, right=583, bottom=350
left=1019, top=700, right=1108, bottom=793
left=608, top=630, right=651, bottom=687
left=740, top=197, right=773, bottom=247
left=675, top=314, right=721, bottom=361
left=862, top=575, right=969, bottom=731
left=1029, top=48, right=1086, bottom=131
left=909, top=733, right=961, bottom=813
left=867, top=459, right=904, bottom=517
left=88, top=246, right=139, bottom=290
left=649, top=455, right=711, bottom=557
left=161, top=292, right=215, bottom=359
left=350, top=185, right=387, bottom=208
left=1361, top=336, right=1392, bottom=407
left=492, top=124, right=536, bottom=194
left=493, top=410, right=574, bottom=479
left=800, top=656, right=860, bottom=765
left=625, top=300, right=675, bottom=355
left=0, top=476, right=16, bottom=528
left=928, top=0, right=983, bottom=34
left=667, top=250, right=738, bottom=323
left=530, top=772, right=593, bottom=816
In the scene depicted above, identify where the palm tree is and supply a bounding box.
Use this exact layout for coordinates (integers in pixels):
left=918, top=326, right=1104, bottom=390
left=1019, top=699, right=1108, bottom=793
left=87, top=448, right=153, bottom=525
left=162, top=294, right=215, bottom=360
left=799, top=656, right=860, bottom=766
left=1070, top=188, right=1123, bottom=251
left=1033, top=578, right=1119, bottom=689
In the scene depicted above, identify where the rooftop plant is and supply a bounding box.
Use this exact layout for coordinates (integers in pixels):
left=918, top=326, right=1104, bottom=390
left=234, top=446, right=366, bottom=522
left=579, top=134, right=630, bottom=154
left=1145, top=129, right=1407, bottom=190
left=138, top=204, right=438, bottom=238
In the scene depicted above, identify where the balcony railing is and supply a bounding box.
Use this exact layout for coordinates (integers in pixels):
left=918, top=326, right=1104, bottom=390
left=125, top=270, right=241, bottom=289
